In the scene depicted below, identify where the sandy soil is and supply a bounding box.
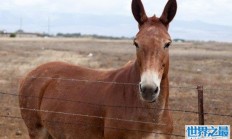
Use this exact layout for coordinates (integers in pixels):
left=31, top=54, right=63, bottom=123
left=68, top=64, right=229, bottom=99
left=0, top=38, right=231, bottom=138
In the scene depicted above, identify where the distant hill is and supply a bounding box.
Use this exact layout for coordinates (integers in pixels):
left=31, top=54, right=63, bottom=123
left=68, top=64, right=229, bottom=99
left=1, top=13, right=232, bottom=42
left=56, top=33, right=131, bottom=40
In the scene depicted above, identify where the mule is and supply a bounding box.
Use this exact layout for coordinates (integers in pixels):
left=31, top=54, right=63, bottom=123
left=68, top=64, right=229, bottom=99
left=19, top=0, right=177, bottom=138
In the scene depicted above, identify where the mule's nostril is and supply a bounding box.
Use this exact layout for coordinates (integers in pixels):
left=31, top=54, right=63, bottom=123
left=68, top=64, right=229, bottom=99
left=143, top=87, right=147, bottom=93
left=141, top=87, right=146, bottom=93
left=140, top=84, right=147, bottom=93
left=154, top=87, right=159, bottom=94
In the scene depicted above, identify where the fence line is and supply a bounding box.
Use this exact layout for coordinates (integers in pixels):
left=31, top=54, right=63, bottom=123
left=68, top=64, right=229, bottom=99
left=1, top=75, right=232, bottom=91
left=0, top=114, right=185, bottom=138
left=0, top=91, right=200, bottom=118
left=201, top=88, right=232, bottom=92
left=0, top=91, right=231, bottom=118
left=0, top=105, right=168, bottom=126
left=0, top=79, right=231, bottom=137
left=19, top=76, right=139, bottom=86
left=0, top=91, right=199, bottom=114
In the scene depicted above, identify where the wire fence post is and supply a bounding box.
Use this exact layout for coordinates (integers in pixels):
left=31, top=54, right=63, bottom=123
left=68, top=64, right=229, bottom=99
left=197, top=85, right=204, bottom=125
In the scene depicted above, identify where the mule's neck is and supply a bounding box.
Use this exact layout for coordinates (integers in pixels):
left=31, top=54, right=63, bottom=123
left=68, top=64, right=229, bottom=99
left=129, top=60, right=141, bottom=83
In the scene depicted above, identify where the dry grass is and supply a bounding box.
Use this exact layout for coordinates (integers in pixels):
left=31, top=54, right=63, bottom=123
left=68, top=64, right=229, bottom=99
left=0, top=38, right=231, bottom=138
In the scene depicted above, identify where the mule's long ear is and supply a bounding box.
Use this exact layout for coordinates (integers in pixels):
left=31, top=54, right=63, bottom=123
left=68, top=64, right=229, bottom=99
left=132, top=0, right=148, bottom=26
left=160, top=0, right=177, bottom=26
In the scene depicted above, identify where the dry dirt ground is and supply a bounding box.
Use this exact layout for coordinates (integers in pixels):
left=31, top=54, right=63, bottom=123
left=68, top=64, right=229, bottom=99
left=0, top=38, right=231, bottom=138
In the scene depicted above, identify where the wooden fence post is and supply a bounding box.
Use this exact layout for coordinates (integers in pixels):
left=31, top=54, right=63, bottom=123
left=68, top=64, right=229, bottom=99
left=197, top=85, right=204, bottom=125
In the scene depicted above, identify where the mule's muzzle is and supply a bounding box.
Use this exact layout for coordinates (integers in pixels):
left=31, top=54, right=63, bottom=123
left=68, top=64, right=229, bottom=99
left=139, top=83, right=159, bottom=102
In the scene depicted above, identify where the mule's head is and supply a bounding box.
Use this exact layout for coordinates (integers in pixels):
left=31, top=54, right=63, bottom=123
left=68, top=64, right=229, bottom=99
left=132, top=0, right=177, bottom=102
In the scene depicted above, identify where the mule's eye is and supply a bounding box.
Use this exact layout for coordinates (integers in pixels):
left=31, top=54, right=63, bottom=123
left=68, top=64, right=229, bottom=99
left=133, top=40, right=139, bottom=48
left=164, top=42, right=171, bottom=49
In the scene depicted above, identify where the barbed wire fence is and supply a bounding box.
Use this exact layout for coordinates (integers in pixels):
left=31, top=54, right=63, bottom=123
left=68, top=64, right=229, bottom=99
left=0, top=76, right=232, bottom=138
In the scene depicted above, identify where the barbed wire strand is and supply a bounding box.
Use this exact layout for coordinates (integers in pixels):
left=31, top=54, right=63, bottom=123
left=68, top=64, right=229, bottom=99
left=0, top=93, right=225, bottom=116
left=1, top=91, right=231, bottom=118
left=0, top=91, right=199, bottom=115
left=0, top=105, right=168, bottom=126
left=0, top=114, right=184, bottom=138
left=2, top=75, right=232, bottom=91
left=15, top=76, right=198, bottom=90
left=19, top=76, right=139, bottom=86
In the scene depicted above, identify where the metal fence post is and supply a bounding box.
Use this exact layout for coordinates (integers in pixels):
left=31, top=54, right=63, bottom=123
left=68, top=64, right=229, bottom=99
left=197, top=85, right=204, bottom=125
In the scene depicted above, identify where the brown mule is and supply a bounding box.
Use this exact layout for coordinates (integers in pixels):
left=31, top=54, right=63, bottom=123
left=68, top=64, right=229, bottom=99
left=19, top=0, right=177, bottom=138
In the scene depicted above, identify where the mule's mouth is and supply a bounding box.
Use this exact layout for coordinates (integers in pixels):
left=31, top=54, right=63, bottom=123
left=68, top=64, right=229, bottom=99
left=148, top=98, right=157, bottom=103
left=140, top=94, right=158, bottom=103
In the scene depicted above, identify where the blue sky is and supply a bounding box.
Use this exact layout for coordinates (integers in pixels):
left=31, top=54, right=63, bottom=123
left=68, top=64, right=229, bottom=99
left=0, top=0, right=232, bottom=42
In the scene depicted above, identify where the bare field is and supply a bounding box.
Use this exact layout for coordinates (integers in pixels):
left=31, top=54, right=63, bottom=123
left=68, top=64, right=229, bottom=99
left=0, top=38, right=231, bottom=138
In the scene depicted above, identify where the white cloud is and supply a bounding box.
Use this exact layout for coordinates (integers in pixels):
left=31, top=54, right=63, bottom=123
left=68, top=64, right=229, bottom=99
left=177, top=0, right=232, bottom=26
left=13, top=0, right=47, bottom=7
